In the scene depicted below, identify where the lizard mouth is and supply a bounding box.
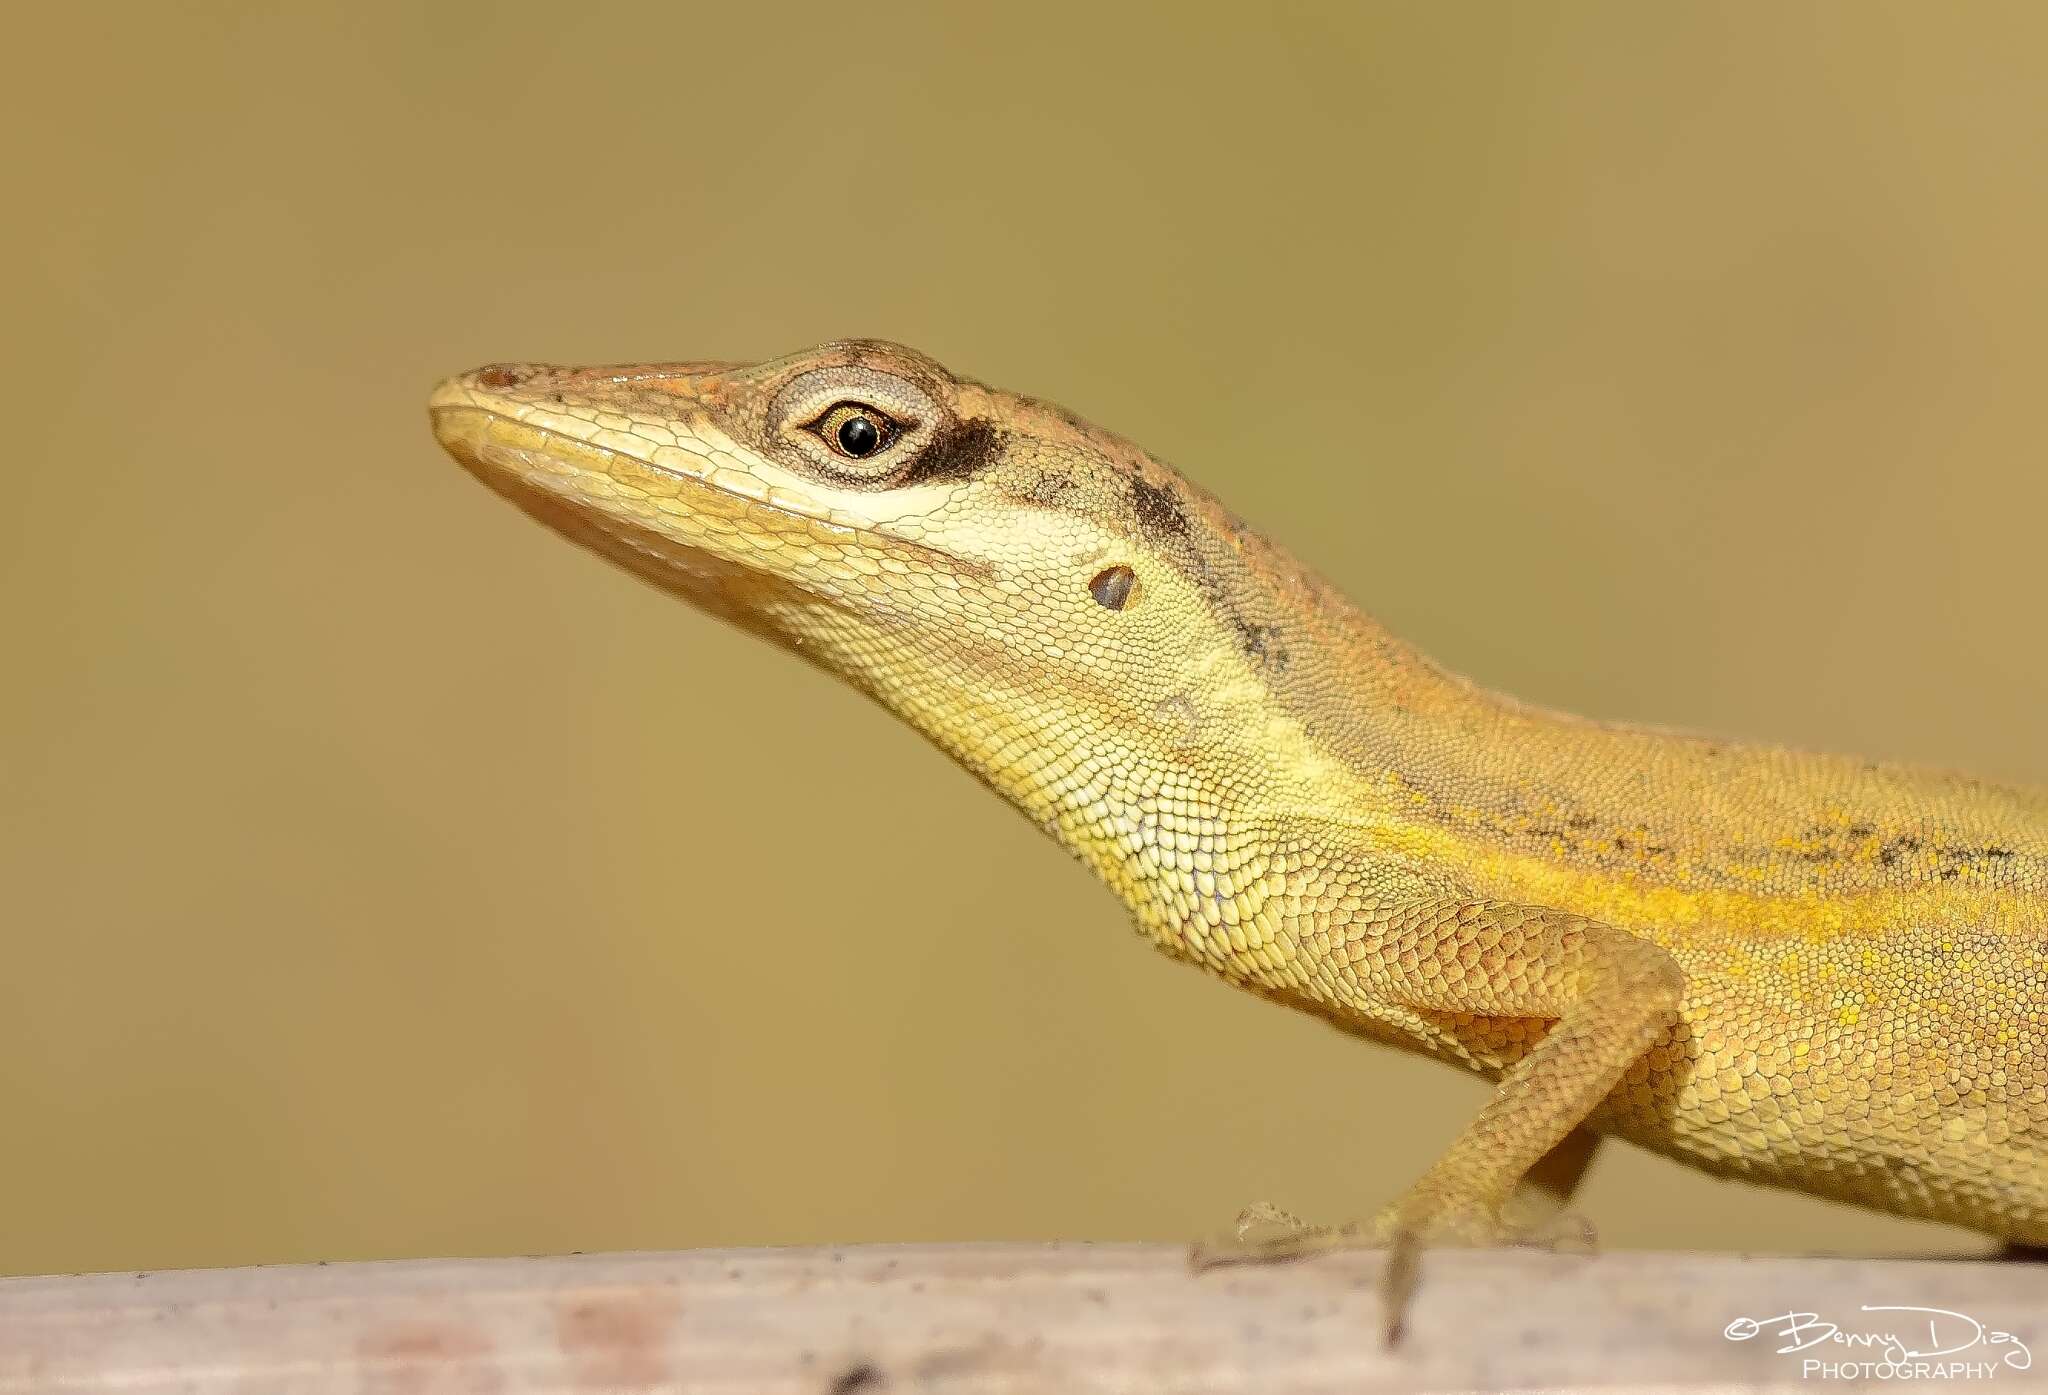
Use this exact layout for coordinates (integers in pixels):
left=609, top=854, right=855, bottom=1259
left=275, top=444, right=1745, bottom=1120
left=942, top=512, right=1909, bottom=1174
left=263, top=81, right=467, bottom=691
left=430, top=403, right=850, bottom=538
left=428, top=377, right=976, bottom=603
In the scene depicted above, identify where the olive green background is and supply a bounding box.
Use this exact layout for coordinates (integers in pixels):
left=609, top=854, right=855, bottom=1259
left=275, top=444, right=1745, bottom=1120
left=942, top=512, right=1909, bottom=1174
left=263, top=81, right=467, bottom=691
left=4, top=3, right=2044, bottom=1277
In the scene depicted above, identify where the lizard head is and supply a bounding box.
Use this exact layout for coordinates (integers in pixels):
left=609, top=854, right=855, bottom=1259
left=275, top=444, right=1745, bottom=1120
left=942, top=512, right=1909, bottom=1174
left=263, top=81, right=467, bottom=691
left=430, top=339, right=1306, bottom=827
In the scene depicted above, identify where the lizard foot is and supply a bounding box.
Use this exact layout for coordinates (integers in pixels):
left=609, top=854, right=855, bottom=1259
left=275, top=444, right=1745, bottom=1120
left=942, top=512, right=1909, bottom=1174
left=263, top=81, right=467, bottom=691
left=1189, top=1196, right=1596, bottom=1345
left=1187, top=1201, right=1332, bottom=1265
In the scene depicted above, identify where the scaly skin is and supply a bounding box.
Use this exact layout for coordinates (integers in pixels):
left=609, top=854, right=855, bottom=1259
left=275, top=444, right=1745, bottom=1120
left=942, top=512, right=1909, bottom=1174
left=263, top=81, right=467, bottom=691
left=429, top=340, right=2048, bottom=1274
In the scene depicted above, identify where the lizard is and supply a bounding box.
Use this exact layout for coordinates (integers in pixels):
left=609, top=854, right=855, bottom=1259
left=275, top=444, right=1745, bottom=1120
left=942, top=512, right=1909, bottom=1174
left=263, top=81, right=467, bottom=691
left=428, top=338, right=2048, bottom=1332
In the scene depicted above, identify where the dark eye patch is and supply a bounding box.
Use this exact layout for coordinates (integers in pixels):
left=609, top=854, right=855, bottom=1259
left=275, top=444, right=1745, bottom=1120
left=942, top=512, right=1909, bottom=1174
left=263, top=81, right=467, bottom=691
left=900, top=419, right=1004, bottom=486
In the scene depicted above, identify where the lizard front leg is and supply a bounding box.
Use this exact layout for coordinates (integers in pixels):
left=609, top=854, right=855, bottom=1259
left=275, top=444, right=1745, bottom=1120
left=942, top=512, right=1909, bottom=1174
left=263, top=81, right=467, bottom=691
left=1195, top=898, right=1684, bottom=1332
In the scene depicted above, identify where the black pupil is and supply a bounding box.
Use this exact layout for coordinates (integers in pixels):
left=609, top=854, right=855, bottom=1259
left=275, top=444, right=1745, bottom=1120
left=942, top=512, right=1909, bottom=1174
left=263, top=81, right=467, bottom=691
left=837, top=414, right=883, bottom=457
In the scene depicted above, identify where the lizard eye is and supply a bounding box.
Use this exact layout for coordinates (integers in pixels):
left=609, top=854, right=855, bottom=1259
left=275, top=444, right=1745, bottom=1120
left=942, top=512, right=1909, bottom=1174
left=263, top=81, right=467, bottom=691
left=772, top=366, right=939, bottom=487
left=811, top=403, right=898, bottom=461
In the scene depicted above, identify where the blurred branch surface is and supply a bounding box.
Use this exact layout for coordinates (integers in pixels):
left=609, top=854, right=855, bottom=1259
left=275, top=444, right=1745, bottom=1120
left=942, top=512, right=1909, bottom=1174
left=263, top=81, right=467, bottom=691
left=1, top=1243, right=2037, bottom=1393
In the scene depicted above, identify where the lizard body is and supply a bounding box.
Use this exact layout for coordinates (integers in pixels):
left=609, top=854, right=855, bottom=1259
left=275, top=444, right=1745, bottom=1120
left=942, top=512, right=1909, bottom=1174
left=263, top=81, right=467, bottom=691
left=430, top=340, right=2048, bottom=1260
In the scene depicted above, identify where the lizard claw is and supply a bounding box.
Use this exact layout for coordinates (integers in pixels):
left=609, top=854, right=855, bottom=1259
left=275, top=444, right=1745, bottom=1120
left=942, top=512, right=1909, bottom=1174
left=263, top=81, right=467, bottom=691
left=1188, top=1194, right=1598, bottom=1345
left=1189, top=1201, right=1347, bottom=1269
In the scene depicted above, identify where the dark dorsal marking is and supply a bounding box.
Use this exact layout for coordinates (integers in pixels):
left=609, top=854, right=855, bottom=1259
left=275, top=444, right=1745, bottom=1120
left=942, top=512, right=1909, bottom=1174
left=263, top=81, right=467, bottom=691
left=1025, top=470, right=1075, bottom=506
left=1237, top=620, right=1290, bottom=672
left=1129, top=473, right=1193, bottom=541
left=1124, top=470, right=1292, bottom=671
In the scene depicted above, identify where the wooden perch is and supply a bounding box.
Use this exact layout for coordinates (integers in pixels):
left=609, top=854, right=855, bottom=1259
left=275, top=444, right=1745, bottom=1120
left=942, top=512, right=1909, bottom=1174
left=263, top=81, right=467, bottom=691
left=2, top=1243, right=2040, bottom=1392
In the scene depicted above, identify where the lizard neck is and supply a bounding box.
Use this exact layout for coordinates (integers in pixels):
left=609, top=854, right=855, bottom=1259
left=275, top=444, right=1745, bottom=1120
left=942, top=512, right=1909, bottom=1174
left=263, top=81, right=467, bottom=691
left=803, top=519, right=1478, bottom=948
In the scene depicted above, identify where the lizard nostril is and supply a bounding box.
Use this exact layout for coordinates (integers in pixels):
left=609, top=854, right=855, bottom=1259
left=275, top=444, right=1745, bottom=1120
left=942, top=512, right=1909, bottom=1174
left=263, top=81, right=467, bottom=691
left=476, top=364, right=527, bottom=389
